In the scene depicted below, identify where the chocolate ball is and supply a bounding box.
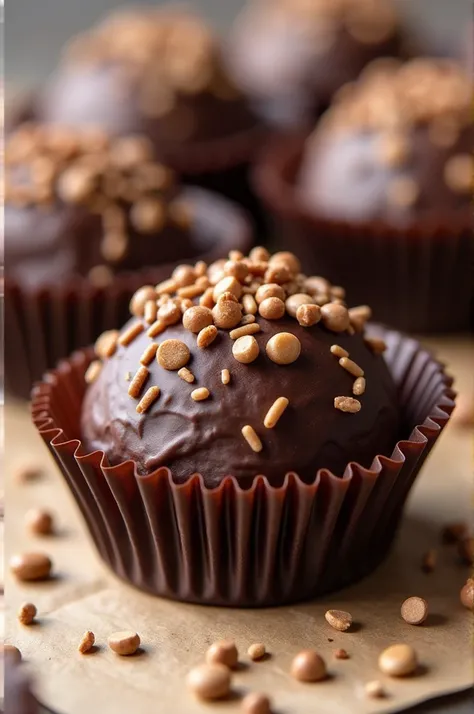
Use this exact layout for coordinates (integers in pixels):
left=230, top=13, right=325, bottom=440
left=81, top=251, right=399, bottom=488
left=228, top=0, right=404, bottom=128
left=298, top=58, right=473, bottom=225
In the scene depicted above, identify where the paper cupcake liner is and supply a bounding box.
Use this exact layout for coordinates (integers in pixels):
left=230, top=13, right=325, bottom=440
left=5, top=187, right=253, bottom=400
left=31, top=326, right=454, bottom=607
left=254, top=135, right=474, bottom=334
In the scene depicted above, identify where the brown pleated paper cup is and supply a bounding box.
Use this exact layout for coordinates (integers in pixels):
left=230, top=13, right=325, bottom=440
left=31, top=326, right=455, bottom=607
left=6, top=188, right=253, bottom=400
left=254, top=135, right=474, bottom=334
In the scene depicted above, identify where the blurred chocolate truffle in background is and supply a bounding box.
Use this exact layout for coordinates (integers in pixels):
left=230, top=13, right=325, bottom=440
left=3, top=660, right=39, bottom=714
left=228, top=0, right=405, bottom=128
left=298, top=58, right=473, bottom=225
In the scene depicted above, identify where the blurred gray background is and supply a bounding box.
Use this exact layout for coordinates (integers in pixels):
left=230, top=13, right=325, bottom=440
left=6, top=0, right=472, bottom=91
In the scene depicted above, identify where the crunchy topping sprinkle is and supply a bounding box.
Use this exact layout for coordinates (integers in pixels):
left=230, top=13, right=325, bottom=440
left=140, top=342, right=158, bottom=366
left=266, top=332, right=301, bottom=365
left=364, top=336, right=387, bottom=354
left=197, top=325, right=218, bottom=349
left=221, top=369, right=231, bottom=385
left=321, top=303, right=350, bottom=332
left=240, top=314, right=256, bottom=326
left=177, top=283, right=207, bottom=299
left=296, top=303, right=321, bottom=327
left=242, top=293, right=258, bottom=315
left=144, top=300, right=158, bottom=325
left=136, top=385, right=160, bottom=413
left=191, top=387, right=210, bottom=401
left=178, top=367, right=195, bottom=383
left=233, top=335, right=260, bottom=364
left=183, top=306, right=213, bottom=333
left=259, top=296, right=286, bottom=320
left=157, top=339, right=190, bottom=370
left=118, top=321, right=144, bottom=347
left=339, top=356, right=364, bottom=378
left=229, top=323, right=261, bottom=340
left=147, top=320, right=167, bottom=338
left=353, top=376, right=366, bottom=395
left=264, top=397, right=289, bottom=429
left=212, top=299, right=242, bottom=329
left=128, top=366, right=150, bottom=398
left=241, top=425, right=263, bottom=453
left=85, top=360, right=102, bottom=384
left=334, top=396, right=362, bottom=413
left=330, top=344, right=349, bottom=358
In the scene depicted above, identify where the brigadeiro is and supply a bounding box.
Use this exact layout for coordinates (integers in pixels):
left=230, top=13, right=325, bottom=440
left=228, top=0, right=405, bottom=129
left=4, top=123, right=252, bottom=399
left=256, top=58, right=474, bottom=332
left=21, top=7, right=265, bottom=227
left=32, top=248, right=454, bottom=606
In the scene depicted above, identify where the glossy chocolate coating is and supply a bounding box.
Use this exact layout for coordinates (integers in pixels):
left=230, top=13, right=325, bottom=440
left=299, top=124, right=473, bottom=225
left=3, top=662, right=39, bottom=714
left=81, top=315, right=399, bottom=488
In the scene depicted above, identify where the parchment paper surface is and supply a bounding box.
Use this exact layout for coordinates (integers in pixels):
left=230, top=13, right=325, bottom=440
left=3, top=337, right=473, bottom=714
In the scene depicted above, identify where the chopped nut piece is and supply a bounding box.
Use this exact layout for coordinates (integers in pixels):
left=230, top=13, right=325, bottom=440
left=128, top=366, right=149, bottom=398
left=334, top=396, right=361, bottom=413
left=157, top=339, right=190, bottom=370
left=248, top=643, right=266, bottom=661
left=183, top=306, right=213, bottom=333
left=242, top=692, right=271, bottom=714
left=186, top=663, right=231, bottom=701
left=460, top=578, right=474, bottom=610
left=178, top=367, right=195, bottom=384
left=136, top=386, right=160, bottom=414
left=334, top=649, right=349, bottom=660
left=364, top=336, right=387, bottom=354
left=365, top=680, right=386, bottom=699
left=191, top=388, right=210, bottom=402
left=118, top=321, right=144, bottom=347
left=224, top=260, right=249, bottom=282
left=230, top=323, right=261, bottom=340
left=286, top=293, right=314, bottom=318
left=264, top=397, right=289, bottom=429
left=140, top=343, right=158, bottom=366
left=221, top=369, right=230, bottom=385
left=108, top=631, right=140, bottom=656
left=85, top=360, right=102, bottom=384
left=206, top=640, right=238, bottom=669
left=25, top=508, right=54, bottom=535
left=321, top=303, right=350, bottom=332
left=197, top=325, right=218, bottom=349
left=233, top=335, right=260, bottom=364
left=290, top=650, right=327, bottom=682
left=18, top=602, right=37, bottom=625
left=255, top=283, right=285, bottom=305
left=297, top=304, right=321, bottom=327
left=401, top=596, right=428, bottom=625
left=212, top=300, right=242, bottom=329
left=421, top=549, right=437, bottom=573
left=95, top=329, right=119, bottom=359
left=378, top=644, right=418, bottom=677
left=325, top=609, right=353, bottom=632
left=330, top=345, right=349, bottom=358
left=242, top=425, right=263, bottom=452
left=242, top=293, right=258, bottom=315
left=353, top=377, right=366, bottom=396
left=78, top=631, right=95, bottom=654
left=339, top=357, right=364, bottom=378
left=259, top=297, right=285, bottom=320
left=10, top=552, right=52, bottom=581
left=266, top=333, right=301, bottom=365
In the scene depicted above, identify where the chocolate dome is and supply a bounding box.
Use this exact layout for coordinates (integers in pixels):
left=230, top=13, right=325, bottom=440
left=4, top=123, right=199, bottom=289
left=228, top=0, right=403, bottom=127
left=298, top=58, right=473, bottom=225
left=81, top=249, right=399, bottom=488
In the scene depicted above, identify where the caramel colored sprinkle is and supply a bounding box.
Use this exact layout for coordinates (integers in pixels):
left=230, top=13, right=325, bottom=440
left=229, top=249, right=244, bottom=261
left=130, top=285, right=157, bottom=317
left=250, top=246, right=270, bottom=262
left=140, top=343, right=158, bottom=366
left=177, top=283, right=206, bottom=299
left=221, top=369, right=230, bottom=385
left=242, top=293, right=258, bottom=315
left=157, top=339, right=190, bottom=370
left=200, top=287, right=215, bottom=309
left=186, top=663, right=231, bottom=701
left=147, top=320, right=167, bottom=338
left=353, top=376, right=366, bottom=395
left=206, top=640, right=239, bottom=669
left=334, top=396, right=361, bottom=413
left=265, top=263, right=291, bottom=285
left=285, top=293, right=314, bottom=318
left=156, top=278, right=177, bottom=296
left=330, top=344, right=349, bottom=358
left=128, top=366, right=149, bottom=398
left=233, top=335, right=260, bottom=364
left=230, top=323, right=261, bottom=340
left=180, top=298, right=194, bottom=313
left=242, top=425, right=263, bottom=452
left=224, top=259, right=248, bottom=282
left=264, top=397, right=289, bottom=429
left=108, top=631, right=141, bottom=657
left=85, top=360, right=102, bottom=384
left=197, top=325, right=218, bottom=349
left=194, top=260, right=207, bottom=277
left=183, top=306, right=213, bottom=333
left=18, top=602, right=37, bottom=626
left=259, top=296, right=285, bottom=320
left=325, top=609, right=353, bottom=632
left=339, top=357, right=364, bottom=378
left=144, top=299, right=158, bottom=324
left=255, top=283, right=285, bottom=305
left=95, top=329, right=119, bottom=359
left=378, top=644, right=418, bottom=677
left=118, top=321, right=144, bottom=347
left=401, top=596, right=429, bottom=625
left=25, top=508, right=54, bottom=535
left=241, top=314, right=256, bottom=325
left=364, top=336, right=387, bottom=354
left=248, top=643, right=266, bottom=661
left=157, top=301, right=181, bottom=326
left=136, top=386, right=160, bottom=414
left=212, top=300, right=242, bottom=329
left=297, top=304, right=321, bottom=327
left=365, top=680, right=386, bottom=698
left=290, top=650, right=327, bottom=682
left=172, top=264, right=196, bottom=288
left=334, top=648, right=349, bottom=660
left=213, top=276, right=242, bottom=302
left=191, top=387, right=210, bottom=401
left=266, top=332, right=301, bottom=365
left=178, top=367, right=195, bottom=383
left=78, top=631, right=95, bottom=654
left=321, top=303, right=350, bottom=332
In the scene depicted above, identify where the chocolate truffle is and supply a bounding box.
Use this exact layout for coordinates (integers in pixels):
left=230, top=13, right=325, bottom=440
left=36, top=8, right=257, bottom=155
left=4, top=123, right=198, bottom=289
left=228, top=0, right=404, bottom=127
left=298, top=58, right=473, bottom=225
left=81, top=250, right=399, bottom=488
